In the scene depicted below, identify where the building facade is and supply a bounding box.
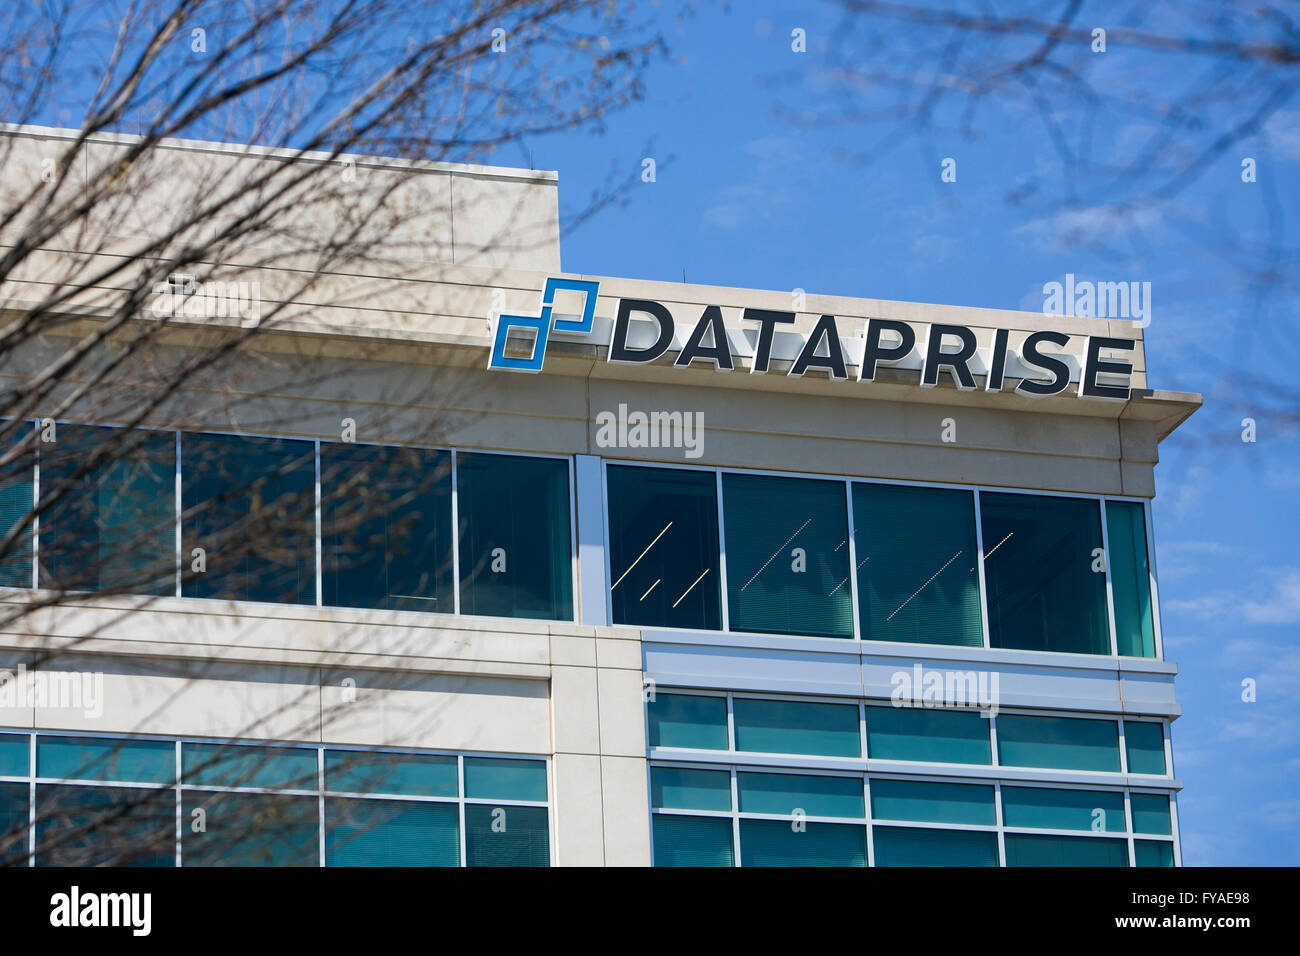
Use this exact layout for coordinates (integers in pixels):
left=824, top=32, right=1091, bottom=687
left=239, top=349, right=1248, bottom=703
left=0, top=127, right=1198, bottom=866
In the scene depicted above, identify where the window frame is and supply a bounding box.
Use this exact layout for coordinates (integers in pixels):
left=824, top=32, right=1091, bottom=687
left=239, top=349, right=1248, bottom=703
left=600, top=456, right=1164, bottom=660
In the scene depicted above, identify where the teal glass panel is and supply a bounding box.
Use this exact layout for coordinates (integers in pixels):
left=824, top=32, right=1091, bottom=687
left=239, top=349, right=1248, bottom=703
left=737, top=772, right=864, bottom=819
left=0, top=733, right=27, bottom=776
left=653, top=814, right=734, bottom=866
left=0, top=423, right=33, bottom=588
left=38, top=425, right=175, bottom=595
left=872, top=826, right=999, bottom=866
left=325, top=798, right=459, bottom=866
left=182, top=791, right=318, bottom=866
left=733, top=698, right=860, bottom=757
left=324, top=750, right=457, bottom=798
left=456, top=453, right=572, bottom=621
left=38, top=784, right=174, bottom=866
left=870, top=779, right=995, bottom=826
left=1135, top=839, right=1175, bottom=867
left=721, top=473, right=853, bottom=638
left=183, top=742, right=318, bottom=790
left=320, top=443, right=452, bottom=612
left=981, top=492, right=1109, bottom=655
left=1130, top=793, right=1172, bottom=835
left=865, top=706, right=991, bottom=764
left=647, top=693, right=728, bottom=750
left=1125, top=721, right=1166, bottom=775
left=996, top=715, right=1121, bottom=772
left=463, top=757, right=546, bottom=802
left=38, top=736, right=173, bottom=783
left=464, top=803, right=549, bottom=866
left=1107, top=501, right=1156, bottom=657
left=852, top=483, right=982, bottom=646
left=650, top=767, right=731, bottom=811
left=0, top=781, right=28, bottom=866
left=1001, top=786, right=1126, bottom=832
left=738, top=819, right=866, bottom=866
left=1004, top=832, right=1129, bottom=867
left=181, top=433, right=316, bottom=604
left=607, top=465, right=721, bottom=630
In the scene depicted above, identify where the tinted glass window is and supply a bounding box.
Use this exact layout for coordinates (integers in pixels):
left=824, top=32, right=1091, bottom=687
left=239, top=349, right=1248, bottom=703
left=607, top=465, right=721, bottom=630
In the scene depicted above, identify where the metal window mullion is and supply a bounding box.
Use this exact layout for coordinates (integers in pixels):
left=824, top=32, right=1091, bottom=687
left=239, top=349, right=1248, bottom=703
left=994, top=782, right=1006, bottom=867
left=30, top=421, right=39, bottom=589
left=730, top=767, right=741, bottom=868
left=314, top=440, right=322, bottom=607
left=457, top=754, right=467, bottom=867
left=174, top=431, right=183, bottom=597
left=715, top=470, right=730, bottom=632
left=863, top=775, right=874, bottom=867
left=601, top=460, right=614, bottom=627
left=988, top=712, right=1000, bottom=768
left=174, top=740, right=182, bottom=867
left=844, top=479, right=862, bottom=642
left=27, top=732, right=35, bottom=866
left=1118, top=718, right=1129, bottom=774
left=317, top=747, right=326, bottom=867
left=1124, top=790, right=1135, bottom=867
left=450, top=450, right=461, bottom=616
left=971, top=488, right=991, bottom=649
left=567, top=454, right=578, bottom=623
left=1099, top=500, right=1119, bottom=656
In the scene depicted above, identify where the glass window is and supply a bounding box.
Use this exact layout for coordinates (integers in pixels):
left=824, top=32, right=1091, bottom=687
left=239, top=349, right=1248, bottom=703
left=738, top=819, right=866, bottom=867
left=647, top=693, right=728, bottom=750
left=320, top=443, right=452, bottom=612
left=869, top=779, right=995, bottom=826
left=1106, top=501, right=1156, bottom=657
left=1001, top=786, right=1126, bottom=832
left=181, top=432, right=316, bottom=604
left=721, top=473, right=853, bottom=638
left=0, top=423, right=33, bottom=588
left=325, top=798, right=459, bottom=867
left=852, top=483, right=982, bottom=646
left=1003, top=832, right=1129, bottom=867
left=606, top=465, right=721, bottom=630
left=865, top=706, right=991, bottom=764
left=182, top=791, right=318, bottom=866
left=872, top=826, right=998, bottom=866
left=456, top=453, right=572, bottom=621
left=1130, top=793, right=1172, bottom=835
left=463, top=757, right=547, bottom=802
left=183, top=742, right=318, bottom=791
left=38, top=425, right=175, bottom=595
left=733, top=698, right=860, bottom=758
left=0, top=781, right=28, bottom=866
left=650, top=767, right=732, bottom=811
left=996, top=715, right=1121, bottom=772
left=464, top=803, right=549, bottom=866
left=980, top=492, right=1110, bottom=654
left=37, top=736, right=173, bottom=784
left=653, top=814, right=734, bottom=867
left=737, top=772, right=864, bottom=819
left=1125, top=721, right=1167, bottom=775
left=38, top=784, right=174, bottom=866
left=324, top=750, right=457, bottom=798
left=1135, top=839, right=1175, bottom=867
left=0, top=732, right=28, bottom=776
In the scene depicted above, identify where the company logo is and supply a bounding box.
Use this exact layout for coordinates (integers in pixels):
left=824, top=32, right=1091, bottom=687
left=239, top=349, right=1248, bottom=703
left=487, top=277, right=600, bottom=372
left=486, top=277, right=1137, bottom=402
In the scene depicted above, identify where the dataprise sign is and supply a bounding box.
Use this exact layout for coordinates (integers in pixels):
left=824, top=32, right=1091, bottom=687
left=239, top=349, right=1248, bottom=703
left=488, top=278, right=1137, bottom=401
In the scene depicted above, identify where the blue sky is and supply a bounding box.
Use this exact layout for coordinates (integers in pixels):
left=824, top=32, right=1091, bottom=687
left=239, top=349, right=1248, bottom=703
left=528, top=2, right=1299, bottom=865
